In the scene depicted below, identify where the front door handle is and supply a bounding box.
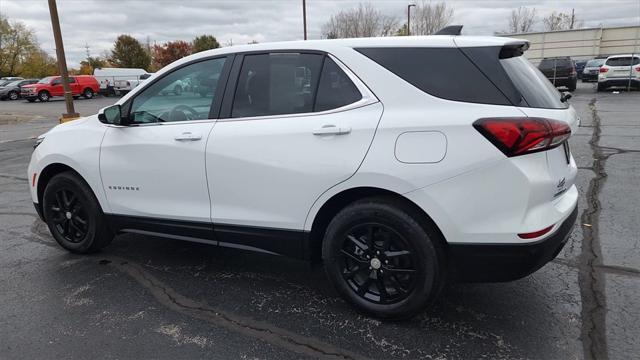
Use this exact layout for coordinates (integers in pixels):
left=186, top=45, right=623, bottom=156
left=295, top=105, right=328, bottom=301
left=312, top=125, right=352, bottom=136
left=174, top=132, right=202, bottom=141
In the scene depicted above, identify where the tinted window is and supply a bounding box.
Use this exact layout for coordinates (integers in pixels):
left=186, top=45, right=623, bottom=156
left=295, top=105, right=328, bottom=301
left=129, top=57, right=226, bottom=123
left=356, top=47, right=511, bottom=105
left=605, top=56, right=640, bottom=66
left=586, top=59, right=605, bottom=67
left=232, top=53, right=323, bottom=118
left=500, top=56, right=567, bottom=109
left=314, top=58, right=362, bottom=112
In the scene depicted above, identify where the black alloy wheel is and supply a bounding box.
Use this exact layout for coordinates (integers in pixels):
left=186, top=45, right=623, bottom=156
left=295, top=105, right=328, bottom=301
left=48, top=188, right=89, bottom=243
left=42, top=172, right=113, bottom=253
left=339, top=223, right=418, bottom=305
left=323, top=198, right=444, bottom=319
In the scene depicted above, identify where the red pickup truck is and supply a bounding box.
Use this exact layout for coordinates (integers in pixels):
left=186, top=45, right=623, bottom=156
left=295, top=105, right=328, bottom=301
left=21, top=75, right=100, bottom=102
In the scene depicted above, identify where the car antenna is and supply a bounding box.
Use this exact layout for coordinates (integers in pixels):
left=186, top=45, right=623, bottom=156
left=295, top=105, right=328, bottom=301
left=434, top=25, right=463, bottom=36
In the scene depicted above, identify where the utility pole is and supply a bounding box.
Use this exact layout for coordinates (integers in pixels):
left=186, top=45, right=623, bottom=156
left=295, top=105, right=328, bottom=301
left=48, top=0, right=79, bottom=122
left=302, top=0, right=307, bottom=40
left=407, top=4, right=416, bottom=36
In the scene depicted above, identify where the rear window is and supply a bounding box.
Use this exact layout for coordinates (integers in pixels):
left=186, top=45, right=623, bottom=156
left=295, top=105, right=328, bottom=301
left=605, top=56, right=640, bottom=66
left=356, top=47, right=511, bottom=105
left=586, top=59, right=605, bottom=67
left=500, top=56, right=567, bottom=109
left=539, top=58, right=572, bottom=69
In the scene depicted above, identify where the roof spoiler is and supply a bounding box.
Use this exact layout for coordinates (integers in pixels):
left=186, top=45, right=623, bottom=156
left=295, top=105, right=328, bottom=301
left=434, top=25, right=463, bottom=36
left=499, top=41, right=530, bottom=59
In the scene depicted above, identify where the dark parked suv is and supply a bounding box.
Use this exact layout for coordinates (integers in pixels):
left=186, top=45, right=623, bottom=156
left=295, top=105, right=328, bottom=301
left=538, top=57, right=577, bottom=91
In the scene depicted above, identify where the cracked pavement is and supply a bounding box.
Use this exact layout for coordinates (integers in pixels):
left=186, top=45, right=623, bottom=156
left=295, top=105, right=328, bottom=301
left=1, top=84, right=638, bottom=359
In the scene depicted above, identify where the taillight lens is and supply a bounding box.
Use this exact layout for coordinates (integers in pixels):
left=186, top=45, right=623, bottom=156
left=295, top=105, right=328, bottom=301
left=599, top=67, right=608, bottom=73
left=473, top=117, right=571, bottom=157
left=635, top=66, right=640, bottom=71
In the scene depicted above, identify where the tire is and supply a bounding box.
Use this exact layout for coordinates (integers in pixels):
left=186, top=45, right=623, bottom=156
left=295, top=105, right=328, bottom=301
left=42, top=172, right=113, bottom=254
left=8, top=91, right=19, bottom=100
left=83, top=88, right=94, bottom=99
left=597, top=83, right=606, bottom=92
left=174, top=85, right=182, bottom=96
left=567, top=83, right=576, bottom=92
left=26, top=98, right=36, bottom=103
left=38, top=91, right=50, bottom=102
left=322, top=197, right=445, bottom=319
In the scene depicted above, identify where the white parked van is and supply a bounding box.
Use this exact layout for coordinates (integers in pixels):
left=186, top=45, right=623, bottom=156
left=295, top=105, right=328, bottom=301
left=93, top=68, right=148, bottom=96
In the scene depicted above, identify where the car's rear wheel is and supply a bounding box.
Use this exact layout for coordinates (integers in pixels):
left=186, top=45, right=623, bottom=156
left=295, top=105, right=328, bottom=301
left=38, top=91, right=50, bottom=102
left=42, top=172, right=113, bottom=253
left=322, top=198, right=444, bottom=319
left=8, top=91, right=19, bottom=100
left=83, top=88, right=94, bottom=99
left=597, top=83, right=606, bottom=92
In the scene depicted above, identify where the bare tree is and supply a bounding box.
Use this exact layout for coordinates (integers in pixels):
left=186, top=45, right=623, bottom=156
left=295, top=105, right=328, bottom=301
left=543, top=9, right=581, bottom=31
left=321, top=2, right=399, bottom=38
left=411, top=1, right=454, bottom=35
left=508, top=6, right=537, bottom=33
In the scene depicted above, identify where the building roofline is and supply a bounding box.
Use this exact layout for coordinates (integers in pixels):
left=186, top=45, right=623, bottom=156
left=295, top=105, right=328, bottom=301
left=499, top=24, right=640, bottom=37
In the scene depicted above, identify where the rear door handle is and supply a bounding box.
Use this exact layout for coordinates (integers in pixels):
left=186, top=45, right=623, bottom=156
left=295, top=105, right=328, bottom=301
left=174, top=132, right=202, bottom=141
left=313, top=125, right=352, bottom=136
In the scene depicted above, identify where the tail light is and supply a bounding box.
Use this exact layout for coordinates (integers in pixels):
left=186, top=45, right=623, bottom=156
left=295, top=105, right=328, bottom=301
left=635, top=66, right=640, bottom=71
left=473, top=118, right=571, bottom=157
left=518, top=225, right=554, bottom=239
left=599, top=67, right=609, bottom=73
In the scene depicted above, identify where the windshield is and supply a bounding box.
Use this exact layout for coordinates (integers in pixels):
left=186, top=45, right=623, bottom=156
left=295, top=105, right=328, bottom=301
left=38, top=76, right=56, bottom=84
left=501, top=56, right=568, bottom=109
left=586, top=59, right=605, bottom=67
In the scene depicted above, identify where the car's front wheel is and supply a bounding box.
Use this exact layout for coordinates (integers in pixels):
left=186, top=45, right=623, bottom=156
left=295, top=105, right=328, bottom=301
left=42, top=172, right=113, bottom=253
left=38, top=91, right=50, bottom=102
left=8, top=91, right=19, bottom=100
left=322, top=198, right=445, bottom=319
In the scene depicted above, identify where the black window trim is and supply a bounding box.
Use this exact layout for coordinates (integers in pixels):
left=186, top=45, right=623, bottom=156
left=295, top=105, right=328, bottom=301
left=118, top=54, right=234, bottom=127
left=217, top=50, right=378, bottom=122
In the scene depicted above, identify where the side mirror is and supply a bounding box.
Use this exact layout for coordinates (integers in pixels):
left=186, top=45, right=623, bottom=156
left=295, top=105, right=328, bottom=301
left=98, top=104, right=123, bottom=125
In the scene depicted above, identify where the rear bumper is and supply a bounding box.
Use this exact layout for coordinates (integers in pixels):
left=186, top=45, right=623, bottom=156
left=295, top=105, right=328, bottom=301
left=547, top=76, right=577, bottom=87
left=449, top=204, right=578, bottom=282
left=582, top=73, right=599, bottom=81
left=599, top=78, right=640, bottom=87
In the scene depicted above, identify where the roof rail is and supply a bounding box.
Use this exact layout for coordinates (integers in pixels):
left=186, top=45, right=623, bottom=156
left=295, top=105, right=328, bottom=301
left=434, top=25, right=463, bottom=36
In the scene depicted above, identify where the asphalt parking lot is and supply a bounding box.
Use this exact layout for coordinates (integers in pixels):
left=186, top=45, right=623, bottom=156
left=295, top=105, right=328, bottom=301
left=0, top=83, right=638, bottom=359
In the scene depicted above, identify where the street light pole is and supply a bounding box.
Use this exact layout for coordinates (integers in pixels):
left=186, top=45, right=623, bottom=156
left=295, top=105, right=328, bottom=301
left=407, top=4, right=416, bottom=36
left=302, top=0, right=307, bottom=40
left=47, top=0, right=79, bottom=122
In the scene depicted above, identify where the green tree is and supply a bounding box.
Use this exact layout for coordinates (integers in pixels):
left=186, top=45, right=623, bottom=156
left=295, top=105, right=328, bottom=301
left=19, top=50, right=58, bottom=78
left=0, top=14, right=38, bottom=76
left=110, top=34, right=151, bottom=70
left=192, top=34, right=220, bottom=53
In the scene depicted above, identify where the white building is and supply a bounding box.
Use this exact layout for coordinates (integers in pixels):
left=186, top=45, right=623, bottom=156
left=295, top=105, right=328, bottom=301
left=500, top=25, right=640, bottom=64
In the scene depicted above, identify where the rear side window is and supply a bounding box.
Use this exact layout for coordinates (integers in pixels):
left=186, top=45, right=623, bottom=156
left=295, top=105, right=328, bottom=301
left=356, top=47, right=511, bottom=106
left=605, top=57, right=640, bottom=66
left=500, top=56, right=567, bottom=109
left=314, top=58, right=362, bottom=112
left=231, top=53, right=323, bottom=118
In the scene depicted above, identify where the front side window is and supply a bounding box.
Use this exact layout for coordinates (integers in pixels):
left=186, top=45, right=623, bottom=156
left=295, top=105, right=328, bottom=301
left=231, top=53, right=323, bottom=118
left=129, top=57, right=226, bottom=123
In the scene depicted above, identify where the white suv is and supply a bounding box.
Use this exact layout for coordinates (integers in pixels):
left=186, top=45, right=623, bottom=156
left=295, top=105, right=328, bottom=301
left=28, top=35, right=578, bottom=319
left=597, top=54, right=640, bottom=91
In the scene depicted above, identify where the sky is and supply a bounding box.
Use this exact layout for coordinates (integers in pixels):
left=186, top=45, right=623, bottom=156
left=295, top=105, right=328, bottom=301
left=1, top=0, right=639, bottom=67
